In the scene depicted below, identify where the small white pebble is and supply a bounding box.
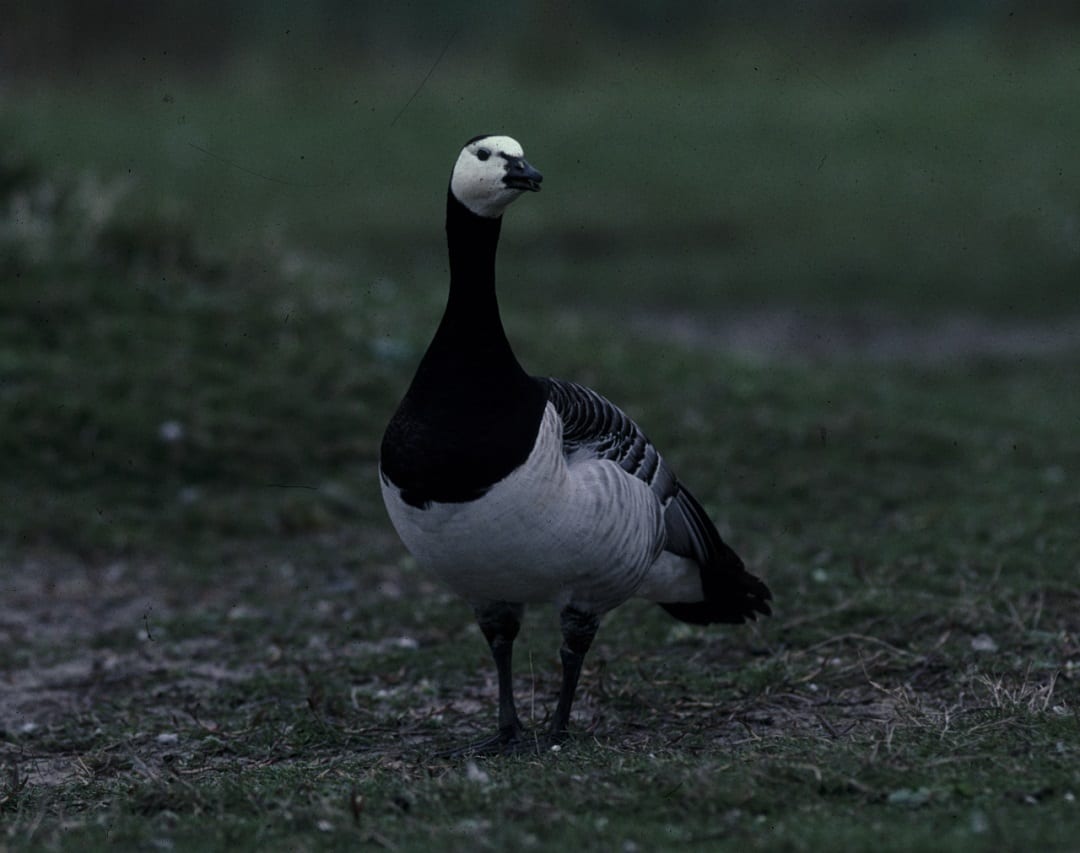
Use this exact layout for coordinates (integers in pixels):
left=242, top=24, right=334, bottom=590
left=1042, top=465, right=1065, bottom=484
left=227, top=604, right=256, bottom=621
left=156, top=732, right=179, bottom=744
left=455, top=818, right=491, bottom=834
left=316, top=819, right=333, bottom=832
left=158, top=420, right=184, bottom=443
left=970, top=634, right=998, bottom=653
left=465, top=761, right=490, bottom=785
left=177, top=486, right=200, bottom=505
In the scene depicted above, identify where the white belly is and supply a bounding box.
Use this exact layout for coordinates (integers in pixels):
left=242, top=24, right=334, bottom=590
left=380, top=405, right=666, bottom=613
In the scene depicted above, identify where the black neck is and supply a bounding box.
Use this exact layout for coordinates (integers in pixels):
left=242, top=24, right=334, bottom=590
left=379, top=190, right=549, bottom=506
left=430, top=192, right=519, bottom=367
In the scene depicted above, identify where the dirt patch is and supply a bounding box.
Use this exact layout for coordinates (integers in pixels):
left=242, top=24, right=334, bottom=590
left=1, top=544, right=1075, bottom=798
left=0, top=556, right=263, bottom=787
left=0, top=554, right=867, bottom=789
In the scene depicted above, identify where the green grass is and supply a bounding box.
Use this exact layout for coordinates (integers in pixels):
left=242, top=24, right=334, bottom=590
left=5, top=27, right=1080, bottom=316
left=3, top=27, right=1080, bottom=852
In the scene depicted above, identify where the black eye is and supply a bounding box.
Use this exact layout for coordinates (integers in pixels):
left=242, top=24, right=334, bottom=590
left=476, top=148, right=491, bottom=161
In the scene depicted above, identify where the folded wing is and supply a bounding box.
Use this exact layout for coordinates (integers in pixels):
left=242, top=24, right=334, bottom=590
left=544, top=377, right=772, bottom=624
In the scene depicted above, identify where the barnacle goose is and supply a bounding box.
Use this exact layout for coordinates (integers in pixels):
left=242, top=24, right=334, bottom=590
left=380, top=135, right=771, bottom=755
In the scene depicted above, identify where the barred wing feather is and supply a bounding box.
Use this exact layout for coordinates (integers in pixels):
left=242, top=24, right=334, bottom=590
left=543, top=377, right=772, bottom=624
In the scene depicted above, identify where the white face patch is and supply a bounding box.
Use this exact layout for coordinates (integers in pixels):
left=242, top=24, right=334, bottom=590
left=450, top=135, right=532, bottom=218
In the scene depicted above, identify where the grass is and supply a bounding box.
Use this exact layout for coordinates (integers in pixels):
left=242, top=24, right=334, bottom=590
left=5, top=27, right=1080, bottom=316
left=2, top=26, right=1080, bottom=852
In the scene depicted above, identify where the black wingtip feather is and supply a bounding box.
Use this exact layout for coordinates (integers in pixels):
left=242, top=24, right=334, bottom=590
left=660, top=485, right=772, bottom=625
left=658, top=573, right=772, bottom=626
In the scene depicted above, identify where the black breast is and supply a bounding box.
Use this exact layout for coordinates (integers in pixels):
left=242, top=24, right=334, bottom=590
left=380, top=372, right=549, bottom=508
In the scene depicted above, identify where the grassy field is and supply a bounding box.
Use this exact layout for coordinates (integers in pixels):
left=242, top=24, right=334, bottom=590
left=2, top=27, right=1079, bottom=851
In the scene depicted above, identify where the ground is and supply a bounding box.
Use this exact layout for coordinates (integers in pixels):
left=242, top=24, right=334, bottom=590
left=2, top=27, right=1080, bottom=850
left=3, top=306, right=1078, bottom=850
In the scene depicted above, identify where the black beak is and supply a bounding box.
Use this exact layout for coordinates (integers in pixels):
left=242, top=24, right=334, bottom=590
left=502, top=156, right=543, bottom=192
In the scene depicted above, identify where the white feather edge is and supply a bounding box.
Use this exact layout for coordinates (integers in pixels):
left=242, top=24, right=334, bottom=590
left=380, top=403, right=705, bottom=613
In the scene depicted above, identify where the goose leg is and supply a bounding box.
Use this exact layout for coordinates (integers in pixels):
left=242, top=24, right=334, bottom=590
left=548, top=606, right=600, bottom=743
left=441, top=601, right=527, bottom=756
left=480, top=601, right=527, bottom=744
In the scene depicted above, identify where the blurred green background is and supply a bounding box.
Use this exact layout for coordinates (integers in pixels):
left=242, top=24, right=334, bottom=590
left=3, top=1, right=1079, bottom=557
left=6, top=1, right=1080, bottom=313
left=3, top=0, right=1080, bottom=556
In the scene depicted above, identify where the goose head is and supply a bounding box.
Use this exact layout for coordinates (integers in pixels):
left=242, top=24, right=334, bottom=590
left=450, top=134, right=543, bottom=219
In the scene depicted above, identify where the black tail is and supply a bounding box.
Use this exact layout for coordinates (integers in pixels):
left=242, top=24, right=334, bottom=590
left=659, top=486, right=772, bottom=625
left=659, top=563, right=772, bottom=625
